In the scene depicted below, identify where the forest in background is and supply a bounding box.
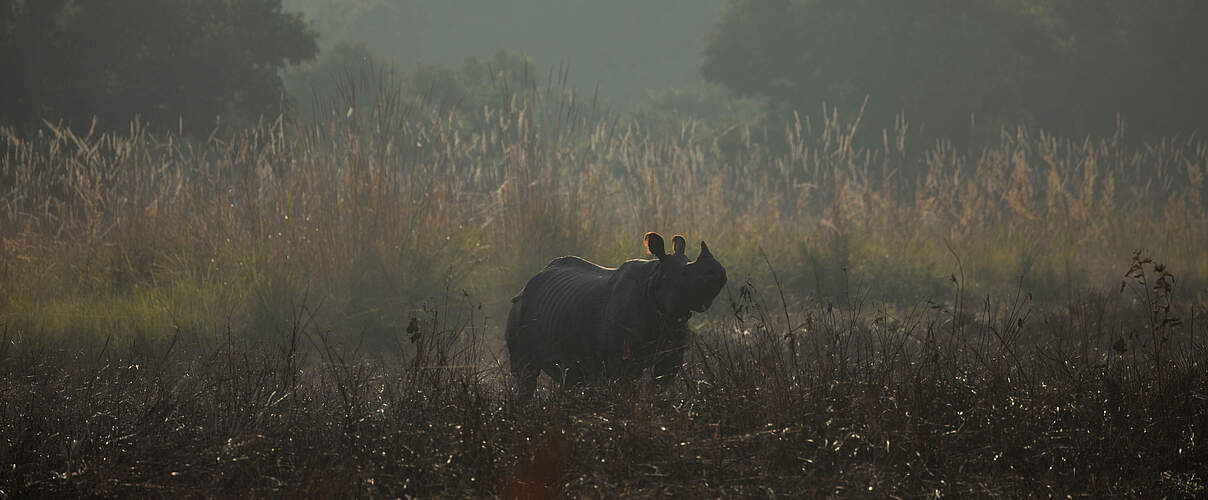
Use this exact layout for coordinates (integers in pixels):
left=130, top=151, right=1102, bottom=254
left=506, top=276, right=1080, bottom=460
left=4, top=1, right=1206, bottom=143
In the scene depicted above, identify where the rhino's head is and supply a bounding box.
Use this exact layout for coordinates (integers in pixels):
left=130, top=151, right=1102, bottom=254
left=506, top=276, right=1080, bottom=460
left=645, top=232, right=728, bottom=319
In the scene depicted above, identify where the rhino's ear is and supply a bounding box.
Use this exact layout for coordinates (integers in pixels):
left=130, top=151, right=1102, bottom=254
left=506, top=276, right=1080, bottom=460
left=672, top=235, right=686, bottom=256
left=698, top=241, right=714, bottom=261
left=645, top=232, right=667, bottom=259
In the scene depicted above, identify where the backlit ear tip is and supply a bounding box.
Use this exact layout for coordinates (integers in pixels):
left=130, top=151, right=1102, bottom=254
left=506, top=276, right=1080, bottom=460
left=645, top=232, right=666, bottom=258
left=672, top=235, right=686, bottom=256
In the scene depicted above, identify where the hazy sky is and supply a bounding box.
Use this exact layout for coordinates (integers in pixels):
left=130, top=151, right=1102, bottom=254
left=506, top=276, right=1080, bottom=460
left=284, top=0, right=725, bottom=107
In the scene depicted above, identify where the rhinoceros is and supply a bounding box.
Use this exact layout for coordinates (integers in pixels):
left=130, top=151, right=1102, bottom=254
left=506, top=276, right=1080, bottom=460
left=505, top=232, right=727, bottom=395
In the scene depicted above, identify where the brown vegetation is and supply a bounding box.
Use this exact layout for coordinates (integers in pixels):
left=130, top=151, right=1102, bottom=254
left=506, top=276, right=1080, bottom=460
left=1, top=81, right=1206, bottom=496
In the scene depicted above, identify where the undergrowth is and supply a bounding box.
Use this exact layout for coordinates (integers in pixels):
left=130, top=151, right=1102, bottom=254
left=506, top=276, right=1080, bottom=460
left=1, top=257, right=1204, bottom=497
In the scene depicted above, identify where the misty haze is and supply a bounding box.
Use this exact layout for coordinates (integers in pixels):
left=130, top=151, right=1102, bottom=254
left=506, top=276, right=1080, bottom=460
left=2, top=1, right=1205, bottom=497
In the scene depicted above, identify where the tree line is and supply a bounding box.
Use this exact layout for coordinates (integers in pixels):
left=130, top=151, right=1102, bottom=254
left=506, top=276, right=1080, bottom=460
left=3, top=0, right=1205, bottom=144
left=0, top=0, right=315, bottom=134
left=703, top=0, right=1208, bottom=143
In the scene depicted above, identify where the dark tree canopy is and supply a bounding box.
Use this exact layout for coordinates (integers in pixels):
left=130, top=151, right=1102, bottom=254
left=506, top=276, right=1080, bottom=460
left=0, top=0, right=317, bottom=134
left=702, top=0, right=1208, bottom=143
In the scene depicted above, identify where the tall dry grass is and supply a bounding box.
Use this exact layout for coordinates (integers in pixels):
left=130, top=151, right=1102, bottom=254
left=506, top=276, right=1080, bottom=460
left=1, top=74, right=1205, bottom=347
left=1, top=77, right=1206, bottom=494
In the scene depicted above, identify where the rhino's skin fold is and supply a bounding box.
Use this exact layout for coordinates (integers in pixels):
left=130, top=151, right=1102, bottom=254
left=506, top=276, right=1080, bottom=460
left=506, top=232, right=727, bottom=397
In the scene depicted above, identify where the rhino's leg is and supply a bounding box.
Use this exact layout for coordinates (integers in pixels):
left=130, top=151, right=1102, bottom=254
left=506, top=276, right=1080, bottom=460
left=510, top=358, right=540, bottom=398
left=590, top=320, right=630, bottom=383
left=506, top=298, right=540, bottom=399
left=651, top=345, right=686, bottom=389
left=651, top=326, right=690, bottom=389
left=551, top=363, right=587, bottom=388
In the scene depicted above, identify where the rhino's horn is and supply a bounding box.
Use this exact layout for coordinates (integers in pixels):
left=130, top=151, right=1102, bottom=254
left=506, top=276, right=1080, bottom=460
left=672, top=235, right=687, bottom=256
left=698, top=241, right=714, bottom=261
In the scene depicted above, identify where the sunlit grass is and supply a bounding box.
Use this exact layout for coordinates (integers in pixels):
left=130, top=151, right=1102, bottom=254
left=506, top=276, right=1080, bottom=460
left=1, top=77, right=1205, bottom=345
left=1, top=82, right=1206, bottom=494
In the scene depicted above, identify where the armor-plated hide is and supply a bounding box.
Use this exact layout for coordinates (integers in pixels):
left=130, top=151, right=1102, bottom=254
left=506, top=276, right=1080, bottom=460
left=506, top=232, right=726, bottom=396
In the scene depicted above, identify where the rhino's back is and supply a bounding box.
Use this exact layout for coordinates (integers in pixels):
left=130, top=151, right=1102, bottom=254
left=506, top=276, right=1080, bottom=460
left=520, top=256, right=614, bottom=318
left=508, top=258, right=614, bottom=356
